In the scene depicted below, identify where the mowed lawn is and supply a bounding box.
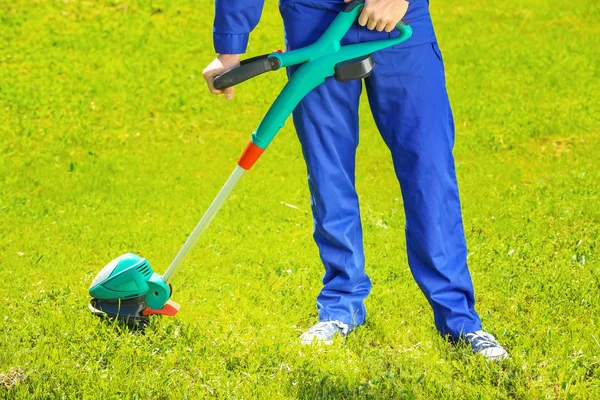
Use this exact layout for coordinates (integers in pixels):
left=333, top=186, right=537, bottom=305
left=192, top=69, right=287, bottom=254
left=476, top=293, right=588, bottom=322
left=1, top=0, right=598, bottom=398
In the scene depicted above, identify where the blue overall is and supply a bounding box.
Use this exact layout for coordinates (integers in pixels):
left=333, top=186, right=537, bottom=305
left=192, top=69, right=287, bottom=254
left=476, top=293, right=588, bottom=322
left=213, top=0, right=482, bottom=338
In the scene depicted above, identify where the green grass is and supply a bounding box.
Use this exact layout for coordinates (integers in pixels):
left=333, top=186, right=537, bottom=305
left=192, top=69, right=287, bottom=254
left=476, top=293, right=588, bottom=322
left=1, top=0, right=599, bottom=398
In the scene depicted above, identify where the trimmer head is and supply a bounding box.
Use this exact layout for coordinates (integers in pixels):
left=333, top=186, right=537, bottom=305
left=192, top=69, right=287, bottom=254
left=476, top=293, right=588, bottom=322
left=88, top=253, right=179, bottom=329
left=88, top=297, right=151, bottom=330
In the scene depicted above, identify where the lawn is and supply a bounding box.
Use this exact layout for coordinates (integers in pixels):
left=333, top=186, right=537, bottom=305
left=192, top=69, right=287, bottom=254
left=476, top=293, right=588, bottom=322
left=0, top=0, right=599, bottom=398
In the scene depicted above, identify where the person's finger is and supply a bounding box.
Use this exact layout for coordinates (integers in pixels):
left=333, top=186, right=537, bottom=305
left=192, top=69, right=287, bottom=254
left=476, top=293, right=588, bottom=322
left=385, top=21, right=396, bottom=33
left=224, top=86, right=234, bottom=100
left=367, top=15, right=378, bottom=30
left=202, top=69, right=224, bottom=95
left=358, top=9, right=369, bottom=26
left=343, top=0, right=353, bottom=3
left=206, top=76, right=224, bottom=95
left=376, top=20, right=387, bottom=32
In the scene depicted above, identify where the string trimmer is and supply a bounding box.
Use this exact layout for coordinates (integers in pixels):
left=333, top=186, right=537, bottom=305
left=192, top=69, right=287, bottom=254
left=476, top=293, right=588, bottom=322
left=88, top=0, right=412, bottom=329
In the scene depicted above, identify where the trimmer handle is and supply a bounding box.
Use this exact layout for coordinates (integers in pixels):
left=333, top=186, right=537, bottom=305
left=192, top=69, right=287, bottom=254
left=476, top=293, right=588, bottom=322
left=213, top=0, right=410, bottom=91
left=214, top=54, right=281, bottom=90
left=216, top=0, right=412, bottom=170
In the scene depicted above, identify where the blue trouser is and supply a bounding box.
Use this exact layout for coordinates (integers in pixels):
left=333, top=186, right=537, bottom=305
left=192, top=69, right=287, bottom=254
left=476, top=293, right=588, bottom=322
left=281, top=2, right=482, bottom=338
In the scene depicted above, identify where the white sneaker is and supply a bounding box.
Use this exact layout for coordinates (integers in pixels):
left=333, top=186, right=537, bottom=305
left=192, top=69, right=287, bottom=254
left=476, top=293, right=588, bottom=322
left=299, top=321, right=350, bottom=345
left=465, top=330, right=508, bottom=361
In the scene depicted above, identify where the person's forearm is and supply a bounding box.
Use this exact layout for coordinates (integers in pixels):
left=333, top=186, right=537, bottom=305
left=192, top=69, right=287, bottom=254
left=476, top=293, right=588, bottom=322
left=213, top=0, right=265, bottom=54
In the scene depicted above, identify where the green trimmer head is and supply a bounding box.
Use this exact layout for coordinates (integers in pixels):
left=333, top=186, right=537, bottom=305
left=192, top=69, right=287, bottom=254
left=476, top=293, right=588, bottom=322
left=88, top=165, right=247, bottom=328
left=88, top=253, right=180, bottom=328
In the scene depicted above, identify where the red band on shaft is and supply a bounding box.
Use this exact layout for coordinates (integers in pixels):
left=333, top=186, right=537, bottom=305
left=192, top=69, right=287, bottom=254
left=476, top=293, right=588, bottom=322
left=238, top=141, right=265, bottom=170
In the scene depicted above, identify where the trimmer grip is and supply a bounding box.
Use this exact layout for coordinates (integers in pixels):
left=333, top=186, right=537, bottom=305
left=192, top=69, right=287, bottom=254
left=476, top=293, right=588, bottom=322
left=394, top=20, right=412, bottom=41
left=214, top=56, right=279, bottom=90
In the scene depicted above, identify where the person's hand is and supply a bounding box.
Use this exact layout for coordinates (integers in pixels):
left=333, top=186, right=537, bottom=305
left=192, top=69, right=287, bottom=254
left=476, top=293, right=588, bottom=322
left=202, top=54, right=241, bottom=100
left=344, top=0, right=409, bottom=32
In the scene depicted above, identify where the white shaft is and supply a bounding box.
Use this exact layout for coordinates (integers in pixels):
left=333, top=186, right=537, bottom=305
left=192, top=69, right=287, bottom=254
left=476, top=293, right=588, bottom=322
left=162, top=165, right=246, bottom=283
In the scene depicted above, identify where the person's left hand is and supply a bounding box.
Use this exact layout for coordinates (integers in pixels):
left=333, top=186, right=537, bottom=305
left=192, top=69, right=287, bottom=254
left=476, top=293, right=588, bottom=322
left=344, top=0, right=409, bottom=32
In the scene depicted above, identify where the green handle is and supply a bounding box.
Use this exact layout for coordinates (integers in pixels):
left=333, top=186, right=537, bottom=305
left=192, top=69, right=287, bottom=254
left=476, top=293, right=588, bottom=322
left=273, top=1, right=411, bottom=70
left=249, top=2, right=412, bottom=150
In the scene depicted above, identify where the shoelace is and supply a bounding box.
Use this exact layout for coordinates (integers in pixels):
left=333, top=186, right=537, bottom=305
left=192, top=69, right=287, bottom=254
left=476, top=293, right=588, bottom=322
left=465, top=331, right=498, bottom=349
left=309, top=321, right=348, bottom=336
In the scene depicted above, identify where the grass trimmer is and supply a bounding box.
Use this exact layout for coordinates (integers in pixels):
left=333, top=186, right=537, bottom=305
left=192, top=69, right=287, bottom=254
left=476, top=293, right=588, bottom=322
left=88, top=0, right=412, bottom=329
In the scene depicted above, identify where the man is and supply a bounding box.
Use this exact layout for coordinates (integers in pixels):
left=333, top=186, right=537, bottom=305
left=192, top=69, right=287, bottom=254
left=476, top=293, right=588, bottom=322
left=202, top=0, right=507, bottom=360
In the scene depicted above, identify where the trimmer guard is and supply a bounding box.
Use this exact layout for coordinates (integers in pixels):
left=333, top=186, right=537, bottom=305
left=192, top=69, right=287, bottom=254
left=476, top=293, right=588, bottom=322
left=88, top=297, right=150, bottom=330
left=89, top=297, right=180, bottom=330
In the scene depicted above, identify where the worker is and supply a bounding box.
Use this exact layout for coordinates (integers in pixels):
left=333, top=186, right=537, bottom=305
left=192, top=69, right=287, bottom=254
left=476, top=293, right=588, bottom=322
left=202, top=0, right=507, bottom=360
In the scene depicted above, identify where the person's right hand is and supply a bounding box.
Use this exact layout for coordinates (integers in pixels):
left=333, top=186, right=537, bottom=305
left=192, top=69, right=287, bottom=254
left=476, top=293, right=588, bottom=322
left=202, top=54, right=241, bottom=100
left=345, top=0, right=409, bottom=32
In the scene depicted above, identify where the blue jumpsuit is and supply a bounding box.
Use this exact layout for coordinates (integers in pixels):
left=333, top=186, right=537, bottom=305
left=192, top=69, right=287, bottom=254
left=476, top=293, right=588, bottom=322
left=213, top=0, right=482, bottom=338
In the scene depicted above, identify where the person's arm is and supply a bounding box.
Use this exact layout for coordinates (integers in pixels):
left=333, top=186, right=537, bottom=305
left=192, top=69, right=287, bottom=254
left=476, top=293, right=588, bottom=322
left=213, top=0, right=265, bottom=54
left=203, top=0, right=265, bottom=100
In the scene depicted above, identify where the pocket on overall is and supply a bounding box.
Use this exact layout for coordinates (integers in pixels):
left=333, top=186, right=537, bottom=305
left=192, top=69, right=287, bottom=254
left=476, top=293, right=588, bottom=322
left=431, top=42, right=443, bottom=62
